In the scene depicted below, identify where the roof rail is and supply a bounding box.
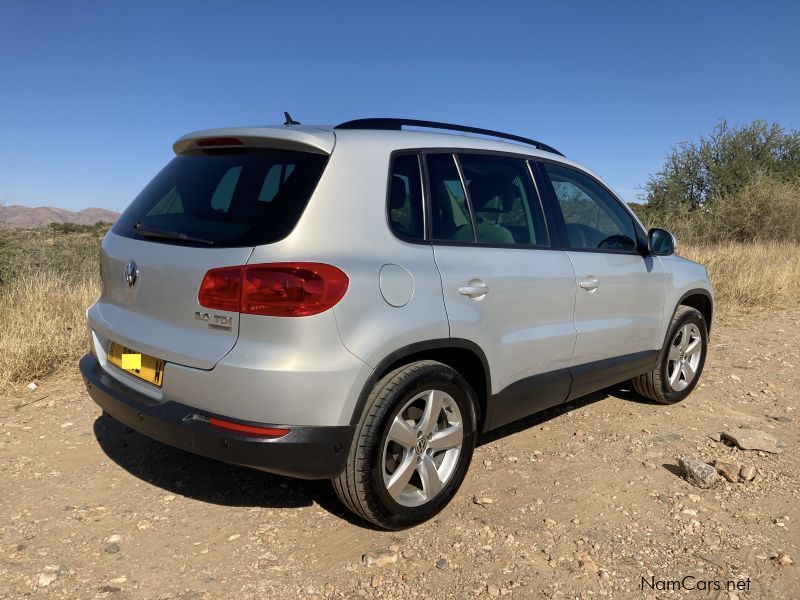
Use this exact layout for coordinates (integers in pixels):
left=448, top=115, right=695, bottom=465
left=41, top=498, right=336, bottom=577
left=334, top=118, right=563, bottom=156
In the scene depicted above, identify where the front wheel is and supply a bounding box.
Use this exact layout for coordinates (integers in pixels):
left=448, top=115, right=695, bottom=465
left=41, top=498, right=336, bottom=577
left=333, top=360, right=477, bottom=529
left=632, top=305, right=708, bottom=404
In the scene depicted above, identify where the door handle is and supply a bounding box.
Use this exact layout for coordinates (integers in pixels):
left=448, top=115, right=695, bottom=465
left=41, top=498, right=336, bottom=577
left=579, top=278, right=599, bottom=291
left=458, top=283, right=489, bottom=298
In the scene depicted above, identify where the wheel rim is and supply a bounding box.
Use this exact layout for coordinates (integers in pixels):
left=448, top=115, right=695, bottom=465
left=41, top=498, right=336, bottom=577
left=381, top=389, right=463, bottom=508
left=666, top=323, right=702, bottom=391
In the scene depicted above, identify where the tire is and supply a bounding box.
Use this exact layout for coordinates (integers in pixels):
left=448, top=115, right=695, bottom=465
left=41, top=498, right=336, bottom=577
left=333, top=360, right=477, bottom=529
left=632, top=305, right=708, bottom=404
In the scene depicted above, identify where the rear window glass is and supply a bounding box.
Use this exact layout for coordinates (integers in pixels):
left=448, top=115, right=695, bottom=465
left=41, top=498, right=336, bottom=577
left=113, top=150, right=328, bottom=247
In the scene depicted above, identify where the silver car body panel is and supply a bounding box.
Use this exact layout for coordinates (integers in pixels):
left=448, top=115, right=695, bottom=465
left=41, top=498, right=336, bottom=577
left=89, top=232, right=252, bottom=370
left=433, top=245, right=577, bottom=395
left=566, top=251, right=666, bottom=366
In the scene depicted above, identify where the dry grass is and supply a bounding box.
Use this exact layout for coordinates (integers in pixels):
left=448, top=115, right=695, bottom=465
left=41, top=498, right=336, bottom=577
left=681, top=242, right=800, bottom=316
left=0, top=273, right=98, bottom=392
left=0, top=231, right=798, bottom=393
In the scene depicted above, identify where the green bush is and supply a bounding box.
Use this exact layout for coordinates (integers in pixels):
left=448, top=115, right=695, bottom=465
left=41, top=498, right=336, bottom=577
left=638, top=120, right=800, bottom=243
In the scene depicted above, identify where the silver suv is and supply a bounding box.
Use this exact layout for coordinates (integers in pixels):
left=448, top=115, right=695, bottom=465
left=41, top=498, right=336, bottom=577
left=80, top=117, right=713, bottom=529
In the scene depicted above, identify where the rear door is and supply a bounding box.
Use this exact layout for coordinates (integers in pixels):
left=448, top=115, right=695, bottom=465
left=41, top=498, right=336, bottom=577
left=535, top=161, right=665, bottom=396
left=428, top=152, right=577, bottom=429
left=89, top=146, right=329, bottom=370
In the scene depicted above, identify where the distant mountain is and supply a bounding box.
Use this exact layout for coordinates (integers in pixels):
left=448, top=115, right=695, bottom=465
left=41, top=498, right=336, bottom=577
left=0, top=205, right=120, bottom=229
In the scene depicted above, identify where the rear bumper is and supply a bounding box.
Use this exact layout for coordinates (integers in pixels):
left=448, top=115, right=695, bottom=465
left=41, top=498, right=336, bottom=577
left=79, top=354, right=354, bottom=479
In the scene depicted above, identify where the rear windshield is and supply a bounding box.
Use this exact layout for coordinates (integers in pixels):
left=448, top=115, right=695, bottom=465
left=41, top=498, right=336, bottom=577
left=113, top=149, right=328, bottom=247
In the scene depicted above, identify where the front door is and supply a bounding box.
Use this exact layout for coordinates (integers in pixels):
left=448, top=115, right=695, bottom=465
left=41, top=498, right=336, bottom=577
left=538, top=161, right=665, bottom=398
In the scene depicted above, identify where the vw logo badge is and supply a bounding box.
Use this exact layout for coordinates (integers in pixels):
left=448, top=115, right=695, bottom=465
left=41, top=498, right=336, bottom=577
left=124, top=261, right=139, bottom=289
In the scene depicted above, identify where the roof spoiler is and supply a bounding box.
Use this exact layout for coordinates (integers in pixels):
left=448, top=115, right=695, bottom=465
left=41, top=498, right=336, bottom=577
left=173, top=126, right=335, bottom=155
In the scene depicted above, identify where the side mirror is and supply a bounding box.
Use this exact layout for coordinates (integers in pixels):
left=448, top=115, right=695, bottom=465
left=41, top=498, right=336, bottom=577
left=648, top=228, right=676, bottom=256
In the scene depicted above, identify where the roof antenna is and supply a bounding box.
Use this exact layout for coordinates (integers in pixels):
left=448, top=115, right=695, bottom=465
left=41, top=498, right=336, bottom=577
left=283, top=112, right=301, bottom=127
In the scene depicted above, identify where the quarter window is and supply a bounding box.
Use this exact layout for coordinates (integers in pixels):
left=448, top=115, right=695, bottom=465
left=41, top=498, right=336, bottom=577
left=388, top=154, right=424, bottom=239
left=544, top=163, right=637, bottom=253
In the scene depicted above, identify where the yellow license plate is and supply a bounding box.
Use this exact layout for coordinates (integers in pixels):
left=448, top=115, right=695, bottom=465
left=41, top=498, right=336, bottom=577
left=108, top=342, right=165, bottom=387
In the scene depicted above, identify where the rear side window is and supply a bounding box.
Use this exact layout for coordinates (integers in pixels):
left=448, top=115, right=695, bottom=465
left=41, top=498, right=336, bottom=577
left=458, top=154, right=548, bottom=246
left=388, top=154, right=424, bottom=240
left=113, top=150, right=328, bottom=247
left=427, top=154, right=475, bottom=241
left=543, top=163, right=637, bottom=253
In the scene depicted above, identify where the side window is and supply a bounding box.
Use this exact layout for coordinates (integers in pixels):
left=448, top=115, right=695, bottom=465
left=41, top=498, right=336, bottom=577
left=458, top=154, right=548, bottom=246
left=426, top=153, right=474, bottom=241
left=388, top=154, right=424, bottom=239
left=543, top=163, right=637, bottom=252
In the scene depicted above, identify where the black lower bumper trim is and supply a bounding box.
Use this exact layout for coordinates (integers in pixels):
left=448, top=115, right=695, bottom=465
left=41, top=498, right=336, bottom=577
left=79, top=354, right=354, bottom=479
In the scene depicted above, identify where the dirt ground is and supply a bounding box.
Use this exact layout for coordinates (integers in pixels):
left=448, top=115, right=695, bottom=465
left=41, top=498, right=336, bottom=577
left=1, top=310, right=798, bottom=599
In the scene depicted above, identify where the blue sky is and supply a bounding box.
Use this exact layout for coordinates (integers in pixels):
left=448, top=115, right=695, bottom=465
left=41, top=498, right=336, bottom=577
left=1, top=1, right=798, bottom=212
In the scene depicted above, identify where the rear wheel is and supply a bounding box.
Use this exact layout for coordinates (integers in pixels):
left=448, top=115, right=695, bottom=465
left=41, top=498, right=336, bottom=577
left=632, top=305, right=708, bottom=404
left=333, top=360, right=476, bottom=529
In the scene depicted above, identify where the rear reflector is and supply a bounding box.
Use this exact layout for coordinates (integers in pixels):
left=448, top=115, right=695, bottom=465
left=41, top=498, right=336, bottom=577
left=198, top=262, right=348, bottom=317
left=196, top=137, right=243, bottom=147
left=209, top=417, right=290, bottom=438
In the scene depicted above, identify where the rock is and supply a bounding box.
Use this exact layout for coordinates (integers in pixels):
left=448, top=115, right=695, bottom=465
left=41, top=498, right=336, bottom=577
left=98, top=585, right=122, bottom=593
left=435, top=558, right=449, bottom=570
left=649, top=433, right=682, bottom=444
left=543, top=518, right=557, bottom=528
left=362, top=549, right=398, bottom=567
left=227, top=533, right=241, bottom=541
left=679, top=456, right=718, bottom=489
left=27, top=382, right=38, bottom=390
left=487, top=584, right=501, bottom=597
left=721, top=429, right=786, bottom=454
left=579, top=559, right=599, bottom=573
left=473, top=496, right=494, bottom=505
left=104, top=543, right=120, bottom=554
left=38, top=572, right=57, bottom=587
left=598, top=569, right=611, bottom=580
left=106, top=534, right=121, bottom=544
left=773, top=552, right=793, bottom=566
left=739, top=465, right=756, bottom=481
left=767, top=415, right=791, bottom=423
left=714, top=460, right=741, bottom=483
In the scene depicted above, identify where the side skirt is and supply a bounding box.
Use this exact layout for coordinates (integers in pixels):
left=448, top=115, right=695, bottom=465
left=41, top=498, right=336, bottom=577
left=567, top=350, right=657, bottom=401
left=484, top=350, right=658, bottom=432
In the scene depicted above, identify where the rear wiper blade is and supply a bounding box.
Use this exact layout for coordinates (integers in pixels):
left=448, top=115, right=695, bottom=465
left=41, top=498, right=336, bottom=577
left=133, top=222, right=215, bottom=246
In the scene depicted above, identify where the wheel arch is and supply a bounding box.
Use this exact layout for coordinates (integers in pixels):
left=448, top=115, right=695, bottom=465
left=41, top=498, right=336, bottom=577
left=350, top=339, right=491, bottom=431
left=657, top=289, right=714, bottom=363
left=676, top=289, right=713, bottom=334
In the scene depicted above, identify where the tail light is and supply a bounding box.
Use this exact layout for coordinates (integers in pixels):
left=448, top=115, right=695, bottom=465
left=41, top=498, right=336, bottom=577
left=198, top=262, right=348, bottom=317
